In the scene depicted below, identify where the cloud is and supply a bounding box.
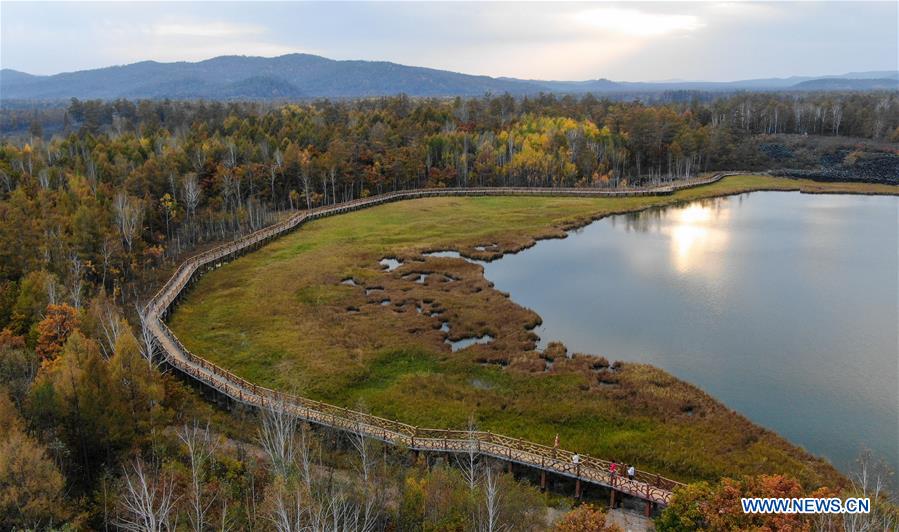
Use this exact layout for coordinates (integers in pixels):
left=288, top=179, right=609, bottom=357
left=150, top=21, right=264, bottom=38
left=571, top=7, right=705, bottom=37
left=97, top=19, right=298, bottom=65
left=1, top=1, right=895, bottom=80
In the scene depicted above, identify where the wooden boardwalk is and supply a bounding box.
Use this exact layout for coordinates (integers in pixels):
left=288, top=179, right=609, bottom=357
left=146, top=175, right=725, bottom=507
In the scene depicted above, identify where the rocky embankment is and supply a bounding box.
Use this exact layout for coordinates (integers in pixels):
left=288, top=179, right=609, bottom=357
left=773, top=151, right=899, bottom=184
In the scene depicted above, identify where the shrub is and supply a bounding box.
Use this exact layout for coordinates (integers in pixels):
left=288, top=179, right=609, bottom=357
left=554, top=503, right=621, bottom=531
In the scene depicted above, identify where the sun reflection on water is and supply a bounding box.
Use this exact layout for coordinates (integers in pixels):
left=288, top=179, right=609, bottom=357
left=618, top=198, right=732, bottom=275
left=667, top=202, right=730, bottom=274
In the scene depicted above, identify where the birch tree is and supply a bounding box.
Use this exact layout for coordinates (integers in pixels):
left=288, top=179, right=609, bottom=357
left=90, top=292, right=123, bottom=358
left=266, top=477, right=307, bottom=532
left=182, top=173, right=201, bottom=223
left=67, top=252, right=84, bottom=309
left=349, top=417, right=378, bottom=484
left=480, top=466, right=504, bottom=532
left=179, top=421, right=220, bottom=532
left=135, top=304, right=161, bottom=369
left=839, top=450, right=896, bottom=532
left=115, top=458, right=178, bottom=532
left=455, top=415, right=481, bottom=492
left=114, top=192, right=144, bottom=253
left=258, top=400, right=299, bottom=478
left=270, top=148, right=283, bottom=206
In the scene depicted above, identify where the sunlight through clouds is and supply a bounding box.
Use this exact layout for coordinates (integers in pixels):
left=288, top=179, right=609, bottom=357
left=572, top=7, right=705, bottom=37
left=0, top=1, right=895, bottom=79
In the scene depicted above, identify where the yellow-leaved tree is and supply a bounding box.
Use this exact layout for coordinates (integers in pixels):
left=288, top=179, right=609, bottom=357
left=0, top=391, right=70, bottom=529
left=109, top=320, right=165, bottom=442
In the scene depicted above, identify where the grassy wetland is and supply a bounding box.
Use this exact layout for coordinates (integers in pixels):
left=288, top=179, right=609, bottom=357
left=168, top=175, right=898, bottom=489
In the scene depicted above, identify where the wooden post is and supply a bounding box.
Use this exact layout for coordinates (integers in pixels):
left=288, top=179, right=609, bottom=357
left=540, top=470, right=546, bottom=491
left=609, top=489, right=617, bottom=509
left=575, top=462, right=582, bottom=498
left=645, top=501, right=653, bottom=518
left=506, top=461, right=512, bottom=474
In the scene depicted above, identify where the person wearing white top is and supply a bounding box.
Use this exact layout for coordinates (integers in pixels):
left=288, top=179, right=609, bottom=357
left=572, top=453, right=580, bottom=464
left=627, top=465, right=635, bottom=480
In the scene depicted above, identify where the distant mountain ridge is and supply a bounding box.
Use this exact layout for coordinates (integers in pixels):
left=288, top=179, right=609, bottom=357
left=2, top=53, right=896, bottom=101
left=790, top=78, right=899, bottom=91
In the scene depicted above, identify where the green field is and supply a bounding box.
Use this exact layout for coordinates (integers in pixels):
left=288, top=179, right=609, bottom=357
left=169, top=175, right=896, bottom=488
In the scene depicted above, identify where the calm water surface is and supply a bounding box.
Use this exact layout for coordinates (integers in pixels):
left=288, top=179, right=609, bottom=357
left=482, top=192, right=898, bottom=474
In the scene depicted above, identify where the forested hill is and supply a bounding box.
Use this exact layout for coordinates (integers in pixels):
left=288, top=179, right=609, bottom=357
left=2, top=53, right=897, bottom=100
left=0, top=54, right=540, bottom=100
left=791, top=78, right=899, bottom=91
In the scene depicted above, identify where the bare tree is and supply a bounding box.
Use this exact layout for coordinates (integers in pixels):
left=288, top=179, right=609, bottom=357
left=191, top=146, right=206, bottom=173
left=99, top=236, right=117, bottom=288
left=114, top=192, right=144, bottom=253
left=93, top=294, right=123, bottom=358
left=350, top=495, right=381, bottom=532
left=45, top=273, right=59, bottom=305
left=349, top=418, right=378, bottom=484
left=480, top=466, right=503, bottom=532
left=455, top=415, right=481, bottom=492
left=258, top=400, right=300, bottom=478
left=0, top=169, right=12, bottom=193
left=218, top=496, right=233, bottom=532
left=266, top=478, right=308, bottom=532
left=311, top=493, right=379, bottom=532
left=296, top=423, right=315, bottom=493
left=831, top=103, right=844, bottom=136
left=68, top=252, right=85, bottom=309
left=269, top=148, right=283, bottom=206
left=182, top=173, right=202, bottom=223
left=115, top=458, right=178, bottom=532
left=297, top=149, right=312, bottom=210
left=256, top=403, right=384, bottom=532
left=37, top=168, right=50, bottom=189
left=220, top=170, right=235, bottom=214
left=225, top=142, right=242, bottom=209
left=840, top=450, right=896, bottom=532
left=179, top=421, right=220, bottom=532
left=136, top=304, right=162, bottom=370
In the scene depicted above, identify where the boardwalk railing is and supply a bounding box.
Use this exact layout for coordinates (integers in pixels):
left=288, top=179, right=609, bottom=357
left=146, top=175, right=725, bottom=505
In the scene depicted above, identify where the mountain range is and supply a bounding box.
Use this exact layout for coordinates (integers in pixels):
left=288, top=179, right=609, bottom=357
left=2, top=54, right=897, bottom=101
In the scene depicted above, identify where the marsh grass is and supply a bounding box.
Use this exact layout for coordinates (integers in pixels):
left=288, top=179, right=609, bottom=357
left=169, top=176, right=895, bottom=488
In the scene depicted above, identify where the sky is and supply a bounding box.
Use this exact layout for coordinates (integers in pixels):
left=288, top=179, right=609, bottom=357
left=1, top=1, right=897, bottom=81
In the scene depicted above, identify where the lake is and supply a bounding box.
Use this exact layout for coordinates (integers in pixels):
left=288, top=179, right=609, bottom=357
left=482, top=192, right=898, bottom=475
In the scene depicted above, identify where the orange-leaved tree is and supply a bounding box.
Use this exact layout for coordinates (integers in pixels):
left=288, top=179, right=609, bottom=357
left=554, top=503, right=621, bottom=532
left=656, top=474, right=835, bottom=531
left=34, top=304, right=79, bottom=361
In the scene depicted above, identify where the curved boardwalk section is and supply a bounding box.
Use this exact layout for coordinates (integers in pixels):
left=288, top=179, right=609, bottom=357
left=147, top=175, right=726, bottom=507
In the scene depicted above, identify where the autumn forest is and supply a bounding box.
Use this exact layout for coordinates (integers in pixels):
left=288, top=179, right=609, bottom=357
left=1, top=90, right=898, bottom=530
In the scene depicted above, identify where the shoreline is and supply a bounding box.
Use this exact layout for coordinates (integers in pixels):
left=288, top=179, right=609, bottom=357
left=166, top=175, right=895, bottom=489
left=422, top=177, right=899, bottom=264
left=465, top=187, right=896, bottom=478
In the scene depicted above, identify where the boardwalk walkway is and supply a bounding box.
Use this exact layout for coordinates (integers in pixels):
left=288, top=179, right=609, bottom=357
left=146, top=175, right=726, bottom=507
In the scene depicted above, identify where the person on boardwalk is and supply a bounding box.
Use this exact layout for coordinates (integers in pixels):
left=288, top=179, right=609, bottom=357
left=553, top=433, right=559, bottom=459
left=572, top=453, right=580, bottom=465
left=610, top=461, right=618, bottom=479
left=627, top=464, right=635, bottom=480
